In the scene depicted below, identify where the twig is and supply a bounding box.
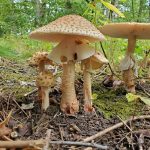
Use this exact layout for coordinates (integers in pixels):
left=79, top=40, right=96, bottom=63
left=2, top=136, right=13, bottom=141
left=83, top=115, right=150, bottom=142
left=48, top=141, right=108, bottom=149
left=0, top=140, right=44, bottom=148
left=24, top=88, right=38, bottom=97
left=138, top=134, right=144, bottom=150
left=118, top=115, right=137, bottom=150
left=59, top=126, right=64, bottom=141
left=0, top=140, right=108, bottom=149
left=117, top=115, right=132, bottom=132
left=43, top=129, right=52, bottom=150
left=12, top=98, right=29, bottom=118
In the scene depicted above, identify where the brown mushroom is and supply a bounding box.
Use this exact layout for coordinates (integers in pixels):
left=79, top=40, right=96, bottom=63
left=28, top=52, right=54, bottom=72
left=28, top=51, right=56, bottom=102
left=81, top=52, right=108, bottom=112
left=36, top=71, right=54, bottom=110
left=100, top=22, right=150, bottom=93
left=30, top=15, right=105, bottom=114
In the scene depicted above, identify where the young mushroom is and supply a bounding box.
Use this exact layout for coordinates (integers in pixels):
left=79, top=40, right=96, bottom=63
left=81, top=52, right=108, bottom=112
left=28, top=52, right=54, bottom=72
left=30, top=15, right=105, bottom=114
left=36, top=71, right=54, bottom=110
left=100, top=22, right=150, bottom=93
left=28, top=51, right=55, bottom=103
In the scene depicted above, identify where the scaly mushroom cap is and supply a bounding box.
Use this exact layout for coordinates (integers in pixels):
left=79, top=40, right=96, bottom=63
left=90, top=52, right=109, bottom=69
left=82, top=52, right=108, bottom=70
left=99, top=22, right=150, bottom=39
left=30, top=15, right=105, bottom=42
left=36, top=71, right=54, bottom=87
left=29, top=52, right=53, bottom=67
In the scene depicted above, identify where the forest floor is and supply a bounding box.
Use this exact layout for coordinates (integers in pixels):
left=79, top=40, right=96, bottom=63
left=0, top=57, right=150, bottom=150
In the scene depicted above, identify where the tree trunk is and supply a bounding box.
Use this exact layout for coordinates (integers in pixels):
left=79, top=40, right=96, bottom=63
left=109, top=0, right=116, bottom=20
left=131, top=0, right=134, bottom=19
left=137, top=0, right=143, bottom=22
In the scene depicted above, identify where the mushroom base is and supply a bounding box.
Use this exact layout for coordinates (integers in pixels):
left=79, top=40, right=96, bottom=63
left=39, top=87, right=51, bottom=110
left=122, top=68, right=135, bottom=93
left=60, top=60, right=79, bottom=114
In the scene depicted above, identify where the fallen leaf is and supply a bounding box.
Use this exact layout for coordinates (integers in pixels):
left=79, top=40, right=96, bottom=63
left=0, top=111, right=12, bottom=137
left=126, top=93, right=140, bottom=102
left=21, top=103, right=34, bottom=110
left=92, top=93, right=98, bottom=100
left=140, top=97, right=150, bottom=106
left=126, top=93, right=150, bottom=106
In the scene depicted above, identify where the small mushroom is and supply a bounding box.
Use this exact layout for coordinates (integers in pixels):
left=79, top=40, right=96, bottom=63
left=30, top=15, right=105, bottom=114
left=28, top=52, right=54, bottom=72
left=81, top=52, right=108, bottom=112
left=36, top=71, right=54, bottom=110
left=28, top=51, right=56, bottom=102
left=100, top=22, right=150, bottom=93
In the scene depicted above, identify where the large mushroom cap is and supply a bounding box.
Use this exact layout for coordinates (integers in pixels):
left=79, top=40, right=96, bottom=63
left=30, top=15, right=105, bottom=42
left=99, top=22, right=150, bottom=39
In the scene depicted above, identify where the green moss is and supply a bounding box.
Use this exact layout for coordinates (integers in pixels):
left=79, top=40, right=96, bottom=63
left=0, top=63, right=36, bottom=101
left=92, top=84, right=144, bottom=119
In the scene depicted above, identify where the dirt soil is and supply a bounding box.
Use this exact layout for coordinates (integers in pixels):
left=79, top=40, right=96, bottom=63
left=0, top=57, right=150, bottom=150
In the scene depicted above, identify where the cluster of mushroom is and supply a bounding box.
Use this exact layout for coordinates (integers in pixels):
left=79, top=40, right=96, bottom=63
left=28, top=52, right=56, bottom=110
left=99, top=23, right=150, bottom=93
left=29, top=15, right=108, bottom=114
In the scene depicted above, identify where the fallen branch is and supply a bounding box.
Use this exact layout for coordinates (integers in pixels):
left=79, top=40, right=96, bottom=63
left=48, top=141, right=108, bottom=149
left=0, top=140, right=108, bottom=149
left=0, top=140, right=44, bottom=148
left=43, top=129, right=52, bottom=150
left=83, top=115, right=150, bottom=142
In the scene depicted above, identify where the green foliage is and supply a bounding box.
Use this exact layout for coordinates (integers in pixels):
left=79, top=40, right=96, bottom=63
left=0, top=1, right=149, bottom=70
left=100, top=0, right=125, bottom=18
left=0, top=35, right=52, bottom=62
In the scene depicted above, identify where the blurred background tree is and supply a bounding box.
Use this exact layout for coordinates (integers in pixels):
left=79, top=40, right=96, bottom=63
left=0, top=0, right=149, bottom=62
left=1, top=0, right=149, bottom=36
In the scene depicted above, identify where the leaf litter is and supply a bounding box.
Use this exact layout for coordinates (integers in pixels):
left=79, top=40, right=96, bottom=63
left=0, top=57, right=150, bottom=149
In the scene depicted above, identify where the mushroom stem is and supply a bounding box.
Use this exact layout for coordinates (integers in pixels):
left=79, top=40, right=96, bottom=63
left=121, top=36, right=136, bottom=93
left=82, top=59, right=94, bottom=112
left=126, top=36, right=136, bottom=55
left=60, top=60, right=79, bottom=114
left=41, top=87, right=50, bottom=110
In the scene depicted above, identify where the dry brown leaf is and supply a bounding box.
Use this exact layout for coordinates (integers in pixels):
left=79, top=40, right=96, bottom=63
left=0, top=111, right=12, bottom=137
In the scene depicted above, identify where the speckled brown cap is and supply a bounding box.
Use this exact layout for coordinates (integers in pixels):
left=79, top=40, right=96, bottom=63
left=28, top=52, right=53, bottom=67
left=36, top=71, right=54, bottom=87
left=90, top=52, right=108, bottom=69
left=30, top=15, right=105, bottom=42
left=99, top=22, right=150, bottom=39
